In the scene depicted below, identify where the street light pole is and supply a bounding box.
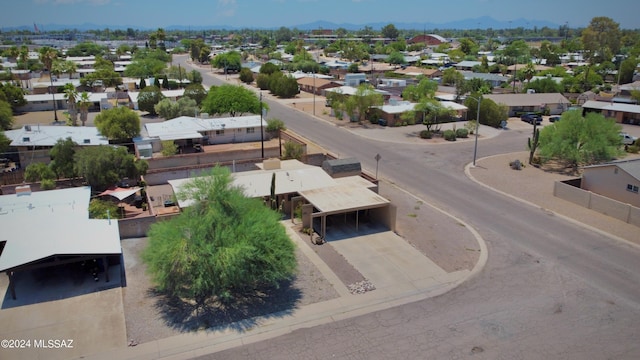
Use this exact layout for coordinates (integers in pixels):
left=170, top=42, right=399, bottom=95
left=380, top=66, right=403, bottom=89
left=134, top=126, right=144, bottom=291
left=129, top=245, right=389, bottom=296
left=260, top=92, right=264, bottom=158
left=50, top=73, right=58, bottom=122
left=469, top=95, right=482, bottom=167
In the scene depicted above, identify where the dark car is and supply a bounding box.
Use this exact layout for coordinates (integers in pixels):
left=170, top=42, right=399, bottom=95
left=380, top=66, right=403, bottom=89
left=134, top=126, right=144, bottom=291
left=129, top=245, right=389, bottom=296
left=520, top=113, right=542, bottom=125
left=549, top=116, right=561, bottom=123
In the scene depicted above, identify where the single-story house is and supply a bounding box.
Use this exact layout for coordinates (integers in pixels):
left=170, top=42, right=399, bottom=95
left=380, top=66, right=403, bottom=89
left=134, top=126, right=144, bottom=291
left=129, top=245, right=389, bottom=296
left=374, top=100, right=468, bottom=126
left=506, top=64, right=551, bottom=74
left=0, top=186, right=122, bottom=300
left=483, top=93, right=571, bottom=116
left=461, top=72, right=510, bottom=88
left=581, top=159, right=640, bottom=207
left=168, top=159, right=394, bottom=240
left=325, top=86, right=392, bottom=103
left=4, top=125, right=109, bottom=168
left=582, top=100, right=640, bottom=125
left=455, top=61, right=495, bottom=71
left=297, top=76, right=341, bottom=95
left=18, top=92, right=106, bottom=112
left=143, top=114, right=266, bottom=152
left=618, top=81, right=640, bottom=97
left=393, top=66, right=442, bottom=79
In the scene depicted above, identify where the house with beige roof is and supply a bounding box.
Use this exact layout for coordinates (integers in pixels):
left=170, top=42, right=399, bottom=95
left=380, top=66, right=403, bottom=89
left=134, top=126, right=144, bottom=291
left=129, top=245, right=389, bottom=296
left=168, top=159, right=394, bottom=240
left=483, top=93, right=571, bottom=116
left=581, top=159, right=640, bottom=207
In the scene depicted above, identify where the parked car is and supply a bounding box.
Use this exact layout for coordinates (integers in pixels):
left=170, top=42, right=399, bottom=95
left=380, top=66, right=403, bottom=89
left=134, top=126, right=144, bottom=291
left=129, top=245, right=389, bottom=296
left=193, top=144, right=203, bottom=152
left=549, top=116, right=561, bottom=123
left=620, top=132, right=638, bottom=145
left=520, top=113, right=542, bottom=125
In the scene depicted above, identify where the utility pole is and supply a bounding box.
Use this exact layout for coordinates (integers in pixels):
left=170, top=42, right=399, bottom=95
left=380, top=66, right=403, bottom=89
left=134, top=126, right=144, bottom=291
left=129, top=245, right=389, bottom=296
left=260, top=92, right=264, bottom=158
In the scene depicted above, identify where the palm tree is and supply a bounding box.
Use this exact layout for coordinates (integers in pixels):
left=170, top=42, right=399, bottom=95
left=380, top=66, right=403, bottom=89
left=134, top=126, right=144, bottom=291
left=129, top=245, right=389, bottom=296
left=7, top=46, right=19, bottom=62
left=18, top=46, right=29, bottom=69
left=522, top=62, right=537, bottom=85
left=38, top=46, right=58, bottom=72
left=77, top=92, right=92, bottom=127
left=63, top=83, right=78, bottom=126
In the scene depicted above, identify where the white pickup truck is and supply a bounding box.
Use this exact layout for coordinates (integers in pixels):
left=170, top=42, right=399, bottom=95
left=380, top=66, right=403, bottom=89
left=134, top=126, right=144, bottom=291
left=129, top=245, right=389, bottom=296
left=620, top=132, right=638, bottom=145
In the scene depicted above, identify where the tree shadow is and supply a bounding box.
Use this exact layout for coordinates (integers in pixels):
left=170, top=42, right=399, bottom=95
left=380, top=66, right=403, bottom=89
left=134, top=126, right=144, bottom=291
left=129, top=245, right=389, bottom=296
left=149, top=278, right=301, bottom=333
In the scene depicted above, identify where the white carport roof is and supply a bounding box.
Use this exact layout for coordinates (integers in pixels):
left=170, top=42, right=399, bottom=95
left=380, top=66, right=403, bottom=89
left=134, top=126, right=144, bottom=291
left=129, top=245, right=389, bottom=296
left=0, top=187, right=121, bottom=272
left=300, top=178, right=389, bottom=215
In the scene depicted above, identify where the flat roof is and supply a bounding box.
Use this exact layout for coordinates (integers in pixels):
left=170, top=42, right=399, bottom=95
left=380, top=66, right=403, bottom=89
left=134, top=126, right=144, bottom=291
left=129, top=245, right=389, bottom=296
left=167, top=160, right=389, bottom=216
left=4, top=125, right=109, bottom=147
left=300, top=181, right=389, bottom=215
left=23, top=92, right=106, bottom=103
left=582, top=100, right=640, bottom=115
left=0, top=187, right=121, bottom=272
left=168, top=160, right=336, bottom=208
left=145, top=115, right=266, bottom=140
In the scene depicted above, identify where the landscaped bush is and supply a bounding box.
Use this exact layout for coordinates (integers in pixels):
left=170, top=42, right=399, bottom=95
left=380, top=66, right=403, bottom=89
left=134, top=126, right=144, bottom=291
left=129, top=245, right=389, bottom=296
left=419, top=130, right=433, bottom=139
left=456, top=128, right=469, bottom=138
left=40, top=179, right=56, bottom=190
left=443, top=129, right=457, bottom=141
left=627, top=144, right=640, bottom=154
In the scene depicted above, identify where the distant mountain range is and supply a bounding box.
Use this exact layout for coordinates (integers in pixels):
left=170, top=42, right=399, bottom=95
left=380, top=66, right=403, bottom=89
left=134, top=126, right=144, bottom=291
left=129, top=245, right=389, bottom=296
left=4, top=16, right=568, bottom=33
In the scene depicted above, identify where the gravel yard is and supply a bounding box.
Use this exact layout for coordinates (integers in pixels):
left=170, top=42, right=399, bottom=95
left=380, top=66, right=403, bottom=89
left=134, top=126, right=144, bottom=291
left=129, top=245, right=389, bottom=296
left=121, top=236, right=342, bottom=344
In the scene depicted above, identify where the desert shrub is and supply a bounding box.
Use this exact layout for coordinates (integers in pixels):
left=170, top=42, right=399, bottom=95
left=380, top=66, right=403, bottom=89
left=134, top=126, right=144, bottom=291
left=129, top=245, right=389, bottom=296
left=419, top=130, right=433, bottom=139
left=627, top=144, right=640, bottom=154
left=443, top=129, right=456, bottom=141
left=456, top=128, right=469, bottom=138
left=40, top=179, right=56, bottom=190
left=464, top=120, right=477, bottom=134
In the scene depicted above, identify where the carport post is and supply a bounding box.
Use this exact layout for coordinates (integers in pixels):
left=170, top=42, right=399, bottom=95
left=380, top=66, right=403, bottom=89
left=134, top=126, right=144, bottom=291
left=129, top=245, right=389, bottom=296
left=7, top=271, right=16, bottom=300
left=102, top=256, right=110, bottom=282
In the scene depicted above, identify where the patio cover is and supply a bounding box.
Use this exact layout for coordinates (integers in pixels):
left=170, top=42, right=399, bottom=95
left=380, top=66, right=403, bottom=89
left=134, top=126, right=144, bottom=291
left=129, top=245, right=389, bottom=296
left=98, top=186, right=141, bottom=201
left=158, top=132, right=203, bottom=141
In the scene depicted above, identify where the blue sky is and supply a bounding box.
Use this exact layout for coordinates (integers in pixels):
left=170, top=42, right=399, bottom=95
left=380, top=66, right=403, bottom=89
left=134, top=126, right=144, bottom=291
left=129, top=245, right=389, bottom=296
left=3, top=0, right=639, bottom=30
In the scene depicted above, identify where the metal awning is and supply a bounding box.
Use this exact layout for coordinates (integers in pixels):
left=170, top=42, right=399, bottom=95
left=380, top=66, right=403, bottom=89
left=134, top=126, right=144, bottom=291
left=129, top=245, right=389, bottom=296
left=158, top=132, right=203, bottom=141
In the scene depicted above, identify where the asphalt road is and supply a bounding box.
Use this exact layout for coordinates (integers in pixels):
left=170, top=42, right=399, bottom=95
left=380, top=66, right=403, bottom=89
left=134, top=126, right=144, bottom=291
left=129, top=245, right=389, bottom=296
left=177, top=55, right=640, bottom=359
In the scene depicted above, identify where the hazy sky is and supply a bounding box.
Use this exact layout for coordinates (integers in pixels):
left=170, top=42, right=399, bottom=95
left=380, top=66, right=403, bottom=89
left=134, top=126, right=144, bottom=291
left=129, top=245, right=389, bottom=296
left=3, top=0, right=639, bottom=29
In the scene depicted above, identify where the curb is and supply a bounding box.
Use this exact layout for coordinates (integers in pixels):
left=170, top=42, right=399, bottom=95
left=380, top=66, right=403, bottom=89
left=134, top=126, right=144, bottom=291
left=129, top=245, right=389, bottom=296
left=465, top=154, right=640, bottom=252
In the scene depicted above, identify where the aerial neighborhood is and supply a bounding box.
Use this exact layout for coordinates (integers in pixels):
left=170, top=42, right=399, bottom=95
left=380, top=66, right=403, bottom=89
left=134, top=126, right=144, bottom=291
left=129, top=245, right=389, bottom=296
left=1, top=14, right=640, bottom=359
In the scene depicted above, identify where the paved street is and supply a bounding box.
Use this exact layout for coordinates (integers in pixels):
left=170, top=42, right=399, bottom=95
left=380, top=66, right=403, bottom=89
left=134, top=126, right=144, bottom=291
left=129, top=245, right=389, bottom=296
left=174, top=55, right=640, bottom=359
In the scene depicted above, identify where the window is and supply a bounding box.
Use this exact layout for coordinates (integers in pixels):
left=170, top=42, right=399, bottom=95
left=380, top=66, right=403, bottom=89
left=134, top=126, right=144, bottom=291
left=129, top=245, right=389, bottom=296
left=246, top=127, right=255, bottom=134
left=627, top=184, right=639, bottom=193
left=216, top=130, right=224, bottom=136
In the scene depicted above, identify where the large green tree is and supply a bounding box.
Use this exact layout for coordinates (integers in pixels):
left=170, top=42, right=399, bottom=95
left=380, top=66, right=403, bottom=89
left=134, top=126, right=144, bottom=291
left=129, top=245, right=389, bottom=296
left=345, top=84, right=384, bottom=123
left=381, top=24, right=399, bottom=40
left=74, top=145, right=148, bottom=191
left=464, top=95, right=508, bottom=128
left=581, top=16, right=621, bottom=90
left=183, top=83, right=207, bottom=105
left=201, top=84, right=261, bottom=117
left=154, top=97, right=198, bottom=120
left=137, top=85, right=165, bottom=115
left=211, top=51, right=242, bottom=74
left=49, top=137, right=77, bottom=179
left=95, top=106, right=141, bottom=140
left=0, top=100, right=14, bottom=130
left=538, top=111, right=625, bottom=168
left=0, top=82, right=27, bottom=111
left=142, top=166, right=297, bottom=306
left=401, top=77, right=438, bottom=102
